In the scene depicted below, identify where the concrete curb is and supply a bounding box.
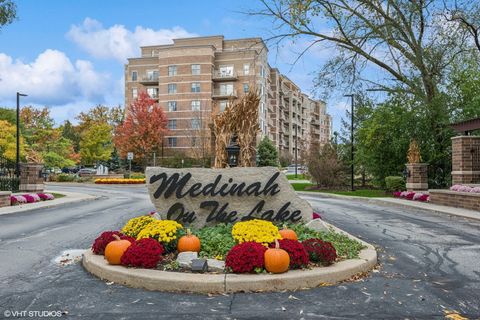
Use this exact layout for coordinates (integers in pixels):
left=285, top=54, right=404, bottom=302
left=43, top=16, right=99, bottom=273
left=0, top=190, right=100, bottom=216
left=297, top=191, right=480, bottom=221
left=82, top=225, right=377, bottom=293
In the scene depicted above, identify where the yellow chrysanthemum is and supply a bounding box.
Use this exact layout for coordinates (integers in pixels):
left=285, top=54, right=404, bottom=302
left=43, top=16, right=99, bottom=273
left=231, top=219, right=281, bottom=246
left=136, top=220, right=183, bottom=243
left=121, top=215, right=156, bottom=237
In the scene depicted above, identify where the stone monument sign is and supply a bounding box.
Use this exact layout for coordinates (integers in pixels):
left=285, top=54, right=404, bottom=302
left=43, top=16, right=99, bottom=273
left=146, top=167, right=313, bottom=228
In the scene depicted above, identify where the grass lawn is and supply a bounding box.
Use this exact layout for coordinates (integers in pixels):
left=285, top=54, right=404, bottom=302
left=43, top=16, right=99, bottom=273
left=286, top=173, right=307, bottom=180
left=291, top=183, right=390, bottom=198
left=51, top=192, right=66, bottom=199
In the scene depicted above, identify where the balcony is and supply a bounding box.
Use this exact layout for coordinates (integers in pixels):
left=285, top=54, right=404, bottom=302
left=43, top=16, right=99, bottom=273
left=140, top=76, right=159, bottom=85
left=212, top=89, right=237, bottom=99
left=212, top=70, right=238, bottom=81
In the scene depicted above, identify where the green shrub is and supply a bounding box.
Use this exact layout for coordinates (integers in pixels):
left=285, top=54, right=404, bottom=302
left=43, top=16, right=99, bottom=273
left=385, top=176, right=405, bottom=191
left=57, top=173, right=76, bottom=182
left=196, top=224, right=235, bottom=259
left=130, top=172, right=145, bottom=179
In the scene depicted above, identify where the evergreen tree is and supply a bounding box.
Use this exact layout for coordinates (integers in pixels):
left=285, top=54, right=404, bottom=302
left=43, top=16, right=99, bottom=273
left=257, top=136, right=278, bottom=167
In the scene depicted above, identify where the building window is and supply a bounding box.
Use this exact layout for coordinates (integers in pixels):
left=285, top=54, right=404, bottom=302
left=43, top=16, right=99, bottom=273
left=191, top=82, right=201, bottom=93
left=147, top=88, right=158, bottom=98
left=146, top=70, right=159, bottom=81
left=260, top=66, right=265, bottom=78
left=168, top=137, right=177, bottom=147
left=243, top=64, right=250, bottom=75
left=191, top=137, right=197, bottom=146
left=243, top=83, right=249, bottom=93
left=132, top=88, right=138, bottom=99
left=191, top=118, right=201, bottom=129
left=131, top=71, right=137, bottom=81
left=168, top=65, right=177, bottom=76
left=219, top=65, right=234, bottom=77
left=191, top=64, right=201, bottom=75
left=220, top=101, right=228, bottom=112
left=260, top=85, right=264, bottom=96
left=219, top=83, right=234, bottom=95
left=168, top=119, right=177, bottom=130
left=191, top=100, right=200, bottom=111
left=168, top=101, right=177, bottom=112
left=168, top=83, right=177, bottom=94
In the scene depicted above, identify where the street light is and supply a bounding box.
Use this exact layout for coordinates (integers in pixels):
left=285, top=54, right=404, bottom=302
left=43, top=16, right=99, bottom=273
left=294, top=124, right=298, bottom=178
left=16, top=92, right=27, bottom=178
left=344, top=94, right=354, bottom=191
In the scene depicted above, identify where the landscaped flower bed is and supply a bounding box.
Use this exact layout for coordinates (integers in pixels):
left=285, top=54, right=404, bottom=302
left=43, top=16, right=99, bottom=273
left=94, top=178, right=146, bottom=184
left=10, top=193, right=55, bottom=205
left=91, top=214, right=365, bottom=274
left=393, top=191, right=429, bottom=202
left=449, top=185, right=480, bottom=193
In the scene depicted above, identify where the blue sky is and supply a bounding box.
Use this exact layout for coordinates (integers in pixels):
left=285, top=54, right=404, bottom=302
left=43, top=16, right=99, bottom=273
left=0, top=0, right=349, bottom=131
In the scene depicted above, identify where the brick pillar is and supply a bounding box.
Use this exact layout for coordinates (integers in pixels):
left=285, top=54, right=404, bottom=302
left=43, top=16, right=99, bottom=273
left=406, top=163, right=428, bottom=191
left=19, top=163, right=44, bottom=193
left=451, top=136, right=480, bottom=184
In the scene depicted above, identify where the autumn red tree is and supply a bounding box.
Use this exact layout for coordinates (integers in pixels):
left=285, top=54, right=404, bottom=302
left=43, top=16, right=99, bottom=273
left=114, top=91, right=168, bottom=167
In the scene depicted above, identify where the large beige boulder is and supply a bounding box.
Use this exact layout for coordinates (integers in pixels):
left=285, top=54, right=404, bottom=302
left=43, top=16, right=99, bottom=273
left=146, top=167, right=313, bottom=228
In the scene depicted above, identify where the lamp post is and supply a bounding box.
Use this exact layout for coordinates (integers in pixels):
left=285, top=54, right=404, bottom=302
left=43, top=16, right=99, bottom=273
left=344, top=94, right=354, bottom=191
left=294, top=124, right=298, bottom=178
left=16, top=92, right=27, bottom=178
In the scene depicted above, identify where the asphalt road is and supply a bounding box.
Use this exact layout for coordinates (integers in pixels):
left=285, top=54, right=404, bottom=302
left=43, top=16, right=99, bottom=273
left=0, top=184, right=479, bottom=319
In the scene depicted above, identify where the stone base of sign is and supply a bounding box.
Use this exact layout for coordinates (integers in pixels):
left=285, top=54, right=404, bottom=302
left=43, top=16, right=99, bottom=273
left=19, top=163, right=44, bottom=193
left=0, top=191, right=11, bottom=208
left=82, top=223, right=377, bottom=293
left=429, top=189, right=480, bottom=211
left=406, top=163, right=428, bottom=191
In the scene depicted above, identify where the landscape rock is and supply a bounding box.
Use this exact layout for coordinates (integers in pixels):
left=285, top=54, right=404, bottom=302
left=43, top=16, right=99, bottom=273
left=146, top=167, right=313, bottom=228
left=305, top=219, right=330, bottom=233
left=176, top=251, right=198, bottom=268
left=207, top=259, right=225, bottom=272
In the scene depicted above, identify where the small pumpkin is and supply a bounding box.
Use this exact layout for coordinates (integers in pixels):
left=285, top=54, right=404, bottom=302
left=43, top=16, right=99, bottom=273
left=279, top=225, right=298, bottom=241
left=105, top=234, right=132, bottom=265
left=264, top=239, right=290, bottom=273
left=177, top=228, right=201, bottom=252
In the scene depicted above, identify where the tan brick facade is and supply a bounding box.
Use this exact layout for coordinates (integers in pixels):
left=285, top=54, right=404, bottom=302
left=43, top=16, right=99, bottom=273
left=125, top=35, right=332, bottom=158
left=451, top=136, right=480, bottom=184
left=429, top=190, right=480, bottom=211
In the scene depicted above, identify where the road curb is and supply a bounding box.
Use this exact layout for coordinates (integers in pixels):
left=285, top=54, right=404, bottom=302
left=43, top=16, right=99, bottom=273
left=0, top=191, right=100, bottom=216
left=297, top=191, right=480, bottom=221
left=82, top=225, right=377, bottom=293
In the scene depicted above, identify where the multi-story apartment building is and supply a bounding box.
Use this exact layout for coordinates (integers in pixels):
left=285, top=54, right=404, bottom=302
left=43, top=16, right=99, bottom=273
left=125, top=35, right=331, bottom=159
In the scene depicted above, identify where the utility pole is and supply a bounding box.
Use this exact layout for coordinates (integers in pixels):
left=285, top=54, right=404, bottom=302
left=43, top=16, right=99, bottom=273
left=344, top=94, right=355, bottom=191
left=16, top=92, right=28, bottom=178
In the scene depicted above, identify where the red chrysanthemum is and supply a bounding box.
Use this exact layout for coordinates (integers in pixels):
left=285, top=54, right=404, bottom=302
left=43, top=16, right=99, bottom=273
left=270, top=239, right=309, bottom=269
left=302, top=238, right=337, bottom=265
left=225, top=242, right=267, bottom=273
left=120, top=238, right=164, bottom=269
left=91, top=231, right=135, bottom=255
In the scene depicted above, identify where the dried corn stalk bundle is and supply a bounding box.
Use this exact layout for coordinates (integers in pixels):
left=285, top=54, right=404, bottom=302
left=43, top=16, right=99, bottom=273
left=231, top=91, right=260, bottom=167
left=211, top=91, right=260, bottom=168
left=211, top=102, right=234, bottom=168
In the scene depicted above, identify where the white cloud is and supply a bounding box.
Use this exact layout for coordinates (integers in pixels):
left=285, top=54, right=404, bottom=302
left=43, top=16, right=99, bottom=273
left=67, top=18, right=196, bottom=62
left=0, top=49, right=111, bottom=106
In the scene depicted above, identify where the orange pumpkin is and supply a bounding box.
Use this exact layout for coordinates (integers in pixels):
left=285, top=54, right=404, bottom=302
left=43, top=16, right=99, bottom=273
left=279, top=225, right=298, bottom=241
left=177, top=229, right=201, bottom=252
left=105, top=234, right=131, bottom=265
left=264, top=239, right=290, bottom=273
